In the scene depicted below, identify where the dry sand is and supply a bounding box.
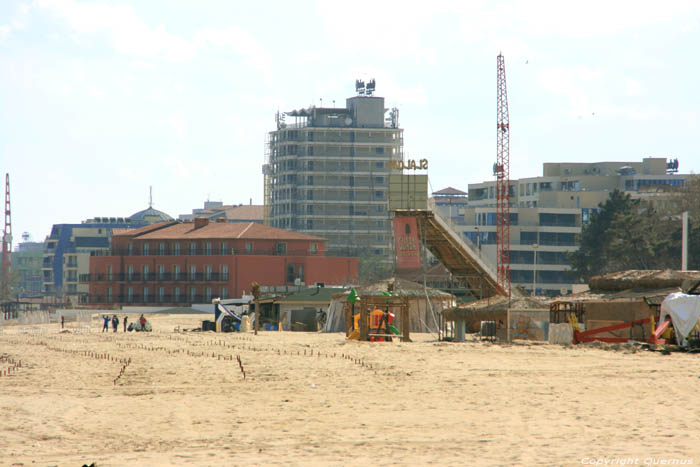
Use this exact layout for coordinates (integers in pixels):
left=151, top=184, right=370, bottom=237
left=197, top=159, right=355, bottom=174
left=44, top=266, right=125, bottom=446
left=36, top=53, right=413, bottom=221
left=1, top=313, right=699, bottom=466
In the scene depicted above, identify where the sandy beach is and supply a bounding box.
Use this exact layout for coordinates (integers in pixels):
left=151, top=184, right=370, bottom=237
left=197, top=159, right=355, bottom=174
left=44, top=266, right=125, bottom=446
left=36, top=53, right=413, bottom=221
left=1, top=313, right=699, bottom=466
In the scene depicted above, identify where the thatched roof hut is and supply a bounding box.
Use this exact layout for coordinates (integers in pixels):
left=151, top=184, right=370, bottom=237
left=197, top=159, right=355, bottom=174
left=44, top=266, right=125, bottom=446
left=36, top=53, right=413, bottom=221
left=547, top=270, right=700, bottom=342
left=349, top=277, right=454, bottom=298
left=324, top=277, right=455, bottom=333
left=442, top=295, right=549, bottom=320
left=588, top=269, right=700, bottom=292
left=442, top=295, right=549, bottom=339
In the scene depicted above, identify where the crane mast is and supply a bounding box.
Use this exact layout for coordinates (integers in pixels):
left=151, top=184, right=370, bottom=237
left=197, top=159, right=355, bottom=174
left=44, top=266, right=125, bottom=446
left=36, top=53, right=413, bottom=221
left=495, top=54, right=511, bottom=297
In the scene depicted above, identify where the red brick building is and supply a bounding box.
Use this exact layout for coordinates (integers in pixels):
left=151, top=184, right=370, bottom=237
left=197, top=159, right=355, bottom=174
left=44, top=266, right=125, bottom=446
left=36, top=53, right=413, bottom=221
left=81, top=219, right=358, bottom=306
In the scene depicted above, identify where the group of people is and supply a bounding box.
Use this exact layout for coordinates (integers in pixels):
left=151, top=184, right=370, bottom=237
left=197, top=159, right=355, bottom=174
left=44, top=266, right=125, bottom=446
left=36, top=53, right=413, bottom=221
left=101, top=314, right=147, bottom=332
left=102, top=314, right=128, bottom=332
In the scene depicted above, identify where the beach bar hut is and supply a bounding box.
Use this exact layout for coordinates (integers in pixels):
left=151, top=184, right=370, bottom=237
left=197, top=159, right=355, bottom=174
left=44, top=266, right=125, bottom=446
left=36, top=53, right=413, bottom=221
left=323, top=277, right=455, bottom=333
left=442, top=294, right=550, bottom=342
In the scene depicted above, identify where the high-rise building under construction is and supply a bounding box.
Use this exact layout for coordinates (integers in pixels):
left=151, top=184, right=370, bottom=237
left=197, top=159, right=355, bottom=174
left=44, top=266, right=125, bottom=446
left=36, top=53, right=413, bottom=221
left=264, top=83, right=403, bottom=258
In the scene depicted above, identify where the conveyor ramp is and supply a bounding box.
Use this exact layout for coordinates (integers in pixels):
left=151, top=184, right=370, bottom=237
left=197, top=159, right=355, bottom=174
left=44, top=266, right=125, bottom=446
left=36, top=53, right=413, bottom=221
left=393, top=209, right=505, bottom=299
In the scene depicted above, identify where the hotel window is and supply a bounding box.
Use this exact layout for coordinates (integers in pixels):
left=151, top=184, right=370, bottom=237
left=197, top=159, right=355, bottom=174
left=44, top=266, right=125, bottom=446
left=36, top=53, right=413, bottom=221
left=128, top=244, right=133, bottom=256
left=220, top=287, right=228, bottom=299
left=143, top=265, right=149, bottom=281
left=127, top=265, right=134, bottom=281
left=189, top=265, right=196, bottom=281
left=220, top=242, right=226, bottom=255
left=205, top=242, right=212, bottom=256
left=190, top=287, right=196, bottom=302
left=310, top=243, right=318, bottom=254
left=221, top=264, right=229, bottom=280
left=174, top=287, right=180, bottom=303
left=143, top=243, right=149, bottom=256
left=107, top=265, right=113, bottom=281
left=173, top=243, right=180, bottom=256
left=205, top=265, right=212, bottom=281
left=127, top=287, right=133, bottom=303
left=189, top=242, right=196, bottom=256
left=245, top=242, right=253, bottom=253
left=143, top=287, right=149, bottom=303
left=174, top=265, right=181, bottom=281
left=158, top=242, right=165, bottom=256
left=107, top=287, right=112, bottom=304
left=158, top=265, right=165, bottom=280
left=205, top=287, right=212, bottom=302
left=158, top=287, right=165, bottom=303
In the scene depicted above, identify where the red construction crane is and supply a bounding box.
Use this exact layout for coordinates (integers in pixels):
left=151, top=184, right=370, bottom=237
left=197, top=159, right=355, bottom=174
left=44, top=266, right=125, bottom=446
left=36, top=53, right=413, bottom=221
left=2, top=173, right=11, bottom=301
left=495, top=54, right=511, bottom=297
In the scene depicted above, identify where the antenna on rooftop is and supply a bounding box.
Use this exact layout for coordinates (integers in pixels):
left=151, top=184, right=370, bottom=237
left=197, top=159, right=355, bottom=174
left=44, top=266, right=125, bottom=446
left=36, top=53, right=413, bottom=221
left=355, top=79, right=376, bottom=96
left=149, top=186, right=153, bottom=208
left=366, top=79, right=376, bottom=96
left=355, top=79, right=365, bottom=95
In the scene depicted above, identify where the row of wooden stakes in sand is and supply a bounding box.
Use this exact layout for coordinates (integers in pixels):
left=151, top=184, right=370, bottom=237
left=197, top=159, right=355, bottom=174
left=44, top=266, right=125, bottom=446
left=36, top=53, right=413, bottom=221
left=113, top=357, right=133, bottom=386
left=2, top=335, right=374, bottom=382
left=2, top=338, right=133, bottom=384
left=114, top=340, right=375, bottom=372
left=0, top=354, right=22, bottom=377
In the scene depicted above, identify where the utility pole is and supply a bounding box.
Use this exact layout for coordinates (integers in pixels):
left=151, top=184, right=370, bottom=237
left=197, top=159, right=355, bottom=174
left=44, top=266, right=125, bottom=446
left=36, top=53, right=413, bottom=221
left=682, top=211, right=688, bottom=271
left=2, top=173, right=11, bottom=301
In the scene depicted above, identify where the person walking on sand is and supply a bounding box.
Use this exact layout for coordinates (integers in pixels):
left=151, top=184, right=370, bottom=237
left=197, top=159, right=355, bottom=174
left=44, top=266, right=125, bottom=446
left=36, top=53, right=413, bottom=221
left=61, top=315, right=64, bottom=329
left=112, top=314, right=118, bottom=333
left=102, top=315, right=110, bottom=332
left=123, top=315, right=128, bottom=332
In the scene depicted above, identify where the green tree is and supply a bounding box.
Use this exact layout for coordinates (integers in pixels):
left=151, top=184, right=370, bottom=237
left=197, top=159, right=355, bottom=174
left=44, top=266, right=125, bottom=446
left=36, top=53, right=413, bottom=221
left=667, top=219, right=700, bottom=270
left=676, top=174, right=700, bottom=220
left=569, top=186, right=700, bottom=283
left=603, top=208, right=676, bottom=272
left=568, top=189, right=639, bottom=281
left=668, top=174, right=700, bottom=269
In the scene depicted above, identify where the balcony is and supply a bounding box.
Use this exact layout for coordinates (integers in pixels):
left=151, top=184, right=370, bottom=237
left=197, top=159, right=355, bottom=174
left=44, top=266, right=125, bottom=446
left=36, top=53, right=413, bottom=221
left=86, top=294, right=204, bottom=305
left=80, top=272, right=230, bottom=283
left=92, top=247, right=318, bottom=257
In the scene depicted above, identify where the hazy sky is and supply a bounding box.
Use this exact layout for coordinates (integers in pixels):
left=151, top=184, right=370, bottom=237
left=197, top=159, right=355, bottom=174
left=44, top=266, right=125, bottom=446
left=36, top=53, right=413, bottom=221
left=2, top=0, right=699, bottom=246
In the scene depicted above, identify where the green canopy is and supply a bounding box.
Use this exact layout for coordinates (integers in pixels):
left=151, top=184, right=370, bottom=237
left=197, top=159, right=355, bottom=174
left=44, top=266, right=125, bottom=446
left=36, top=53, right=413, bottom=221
left=347, top=288, right=359, bottom=303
